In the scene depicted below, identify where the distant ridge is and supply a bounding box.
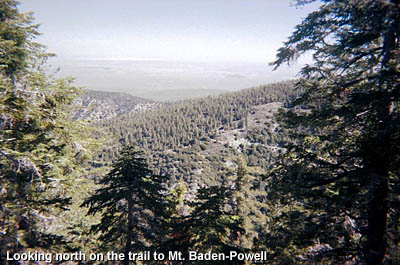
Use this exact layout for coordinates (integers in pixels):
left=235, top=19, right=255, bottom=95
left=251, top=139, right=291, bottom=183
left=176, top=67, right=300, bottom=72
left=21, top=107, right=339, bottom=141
left=136, top=88, right=228, bottom=102
left=84, top=89, right=152, bottom=103
left=73, top=89, right=160, bottom=121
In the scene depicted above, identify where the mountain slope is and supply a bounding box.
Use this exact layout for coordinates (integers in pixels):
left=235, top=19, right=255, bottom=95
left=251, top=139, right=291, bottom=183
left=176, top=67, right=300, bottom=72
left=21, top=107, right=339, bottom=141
left=95, top=81, right=297, bottom=184
left=72, top=90, right=161, bottom=121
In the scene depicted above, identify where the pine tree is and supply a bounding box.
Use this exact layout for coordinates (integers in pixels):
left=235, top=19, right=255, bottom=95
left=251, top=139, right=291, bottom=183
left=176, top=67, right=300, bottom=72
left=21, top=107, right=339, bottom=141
left=157, top=184, right=244, bottom=265
left=81, top=146, right=167, bottom=265
left=1, top=0, right=96, bottom=260
left=185, top=185, right=244, bottom=265
left=155, top=181, right=191, bottom=263
left=230, top=156, right=266, bottom=250
left=268, top=0, right=400, bottom=264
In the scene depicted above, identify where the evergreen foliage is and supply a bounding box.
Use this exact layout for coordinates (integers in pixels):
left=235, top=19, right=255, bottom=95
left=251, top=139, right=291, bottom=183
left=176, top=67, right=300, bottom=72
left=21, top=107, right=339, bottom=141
left=159, top=185, right=245, bottom=265
left=184, top=185, right=244, bottom=265
left=228, top=156, right=267, bottom=250
left=0, top=0, right=97, bottom=261
left=81, top=146, right=167, bottom=264
left=267, top=0, right=400, bottom=263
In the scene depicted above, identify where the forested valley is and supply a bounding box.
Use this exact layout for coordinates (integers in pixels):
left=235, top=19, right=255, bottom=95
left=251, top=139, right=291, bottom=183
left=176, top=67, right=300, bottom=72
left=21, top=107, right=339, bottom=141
left=1, top=0, right=399, bottom=264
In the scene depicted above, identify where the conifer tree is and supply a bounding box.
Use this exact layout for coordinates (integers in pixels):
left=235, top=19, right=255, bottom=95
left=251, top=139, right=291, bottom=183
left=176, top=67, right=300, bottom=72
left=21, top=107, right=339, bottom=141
left=268, top=0, right=400, bottom=264
left=1, top=0, right=95, bottom=260
left=185, top=186, right=244, bottom=265
left=154, top=182, right=191, bottom=263
left=82, top=146, right=167, bottom=265
left=230, top=156, right=266, bottom=249
left=156, top=184, right=244, bottom=265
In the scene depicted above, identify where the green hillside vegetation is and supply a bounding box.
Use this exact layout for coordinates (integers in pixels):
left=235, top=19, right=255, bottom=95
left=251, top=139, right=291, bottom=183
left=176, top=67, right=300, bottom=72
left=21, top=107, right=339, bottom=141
left=88, top=82, right=300, bottom=256
left=96, top=82, right=298, bottom=178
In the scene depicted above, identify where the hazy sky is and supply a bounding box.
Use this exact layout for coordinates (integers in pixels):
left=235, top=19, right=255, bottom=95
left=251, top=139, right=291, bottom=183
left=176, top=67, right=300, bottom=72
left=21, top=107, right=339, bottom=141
left=19, top=0, right=320, bottom=62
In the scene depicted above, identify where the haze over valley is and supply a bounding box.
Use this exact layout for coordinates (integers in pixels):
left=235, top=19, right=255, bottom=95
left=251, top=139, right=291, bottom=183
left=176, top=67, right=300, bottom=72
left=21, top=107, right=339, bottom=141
left=52, top=58, right=301, bottom=101
left=20, top=0, right=317, bottom=101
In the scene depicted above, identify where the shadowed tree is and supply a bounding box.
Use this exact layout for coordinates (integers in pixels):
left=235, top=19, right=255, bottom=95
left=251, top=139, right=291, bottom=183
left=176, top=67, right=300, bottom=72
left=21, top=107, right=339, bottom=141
left=267, top=0, right=400, bottom=264
left=82, top=146, right=167, bottom=265
left=157, top=184, right=245, bottom=265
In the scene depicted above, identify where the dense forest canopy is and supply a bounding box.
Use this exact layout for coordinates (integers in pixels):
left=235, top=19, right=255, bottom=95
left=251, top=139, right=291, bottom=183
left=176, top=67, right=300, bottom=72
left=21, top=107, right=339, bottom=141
left=1, top=0, right=399, bottom=265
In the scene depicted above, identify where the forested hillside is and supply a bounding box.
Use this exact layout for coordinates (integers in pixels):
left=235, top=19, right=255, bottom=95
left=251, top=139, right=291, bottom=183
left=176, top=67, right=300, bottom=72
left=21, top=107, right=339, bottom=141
left=95, top=81, right=298, bottom=186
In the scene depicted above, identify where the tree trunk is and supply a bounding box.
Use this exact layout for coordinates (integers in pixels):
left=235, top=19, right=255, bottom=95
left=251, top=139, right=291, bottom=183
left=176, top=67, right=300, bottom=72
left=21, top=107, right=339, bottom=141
left=364, top=99, right=391, bottom=264
left=365, top=172, right=388, bottom=265
left=365, top=4, right=398, bottom=261
left=124, top=196, right=133, bottom=265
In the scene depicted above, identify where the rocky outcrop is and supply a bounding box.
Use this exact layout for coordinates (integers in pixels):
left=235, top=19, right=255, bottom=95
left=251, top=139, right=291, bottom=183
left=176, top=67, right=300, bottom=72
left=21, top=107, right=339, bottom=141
left=72, top=90, right=161, bottom=121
